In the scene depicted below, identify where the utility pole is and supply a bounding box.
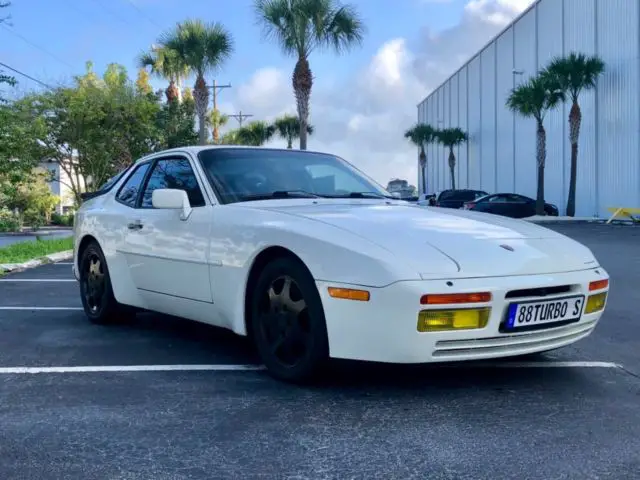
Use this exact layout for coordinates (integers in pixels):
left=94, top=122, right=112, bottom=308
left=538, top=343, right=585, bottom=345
left=228, top=111, right=254, bottom=127
left=209, top=79, right=232, bottom=143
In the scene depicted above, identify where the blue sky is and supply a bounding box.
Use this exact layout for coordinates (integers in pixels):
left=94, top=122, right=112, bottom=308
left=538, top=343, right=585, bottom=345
left=1, top=0, right=529, bottom=185
left=3, top=0, right=464, bottom=93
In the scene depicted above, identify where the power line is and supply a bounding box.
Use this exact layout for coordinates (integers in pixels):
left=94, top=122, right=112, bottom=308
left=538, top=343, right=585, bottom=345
left=227, top=111, right=254, bottom=127
left=121, top=0, right=164, bottom=29
left=90, top=0, right=134, bottom=27
left=0, top=24, right=74, bottom=69
left=0, top=61, right=53, bottom=89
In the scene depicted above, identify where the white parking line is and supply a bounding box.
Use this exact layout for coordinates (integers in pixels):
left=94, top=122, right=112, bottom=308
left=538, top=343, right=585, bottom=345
left=0, top=364, right=267, bottom=374
left=0, top=279, right=75, bottom=282
left=0, top=361, right=622, bottom=374
left=0, top=307, right=82, bottom=310
left=53, top=262, right=73, bottom=265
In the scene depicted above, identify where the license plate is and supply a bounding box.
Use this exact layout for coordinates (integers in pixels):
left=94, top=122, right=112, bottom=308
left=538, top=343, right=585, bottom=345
left=505, top=295, right=585, bottom=330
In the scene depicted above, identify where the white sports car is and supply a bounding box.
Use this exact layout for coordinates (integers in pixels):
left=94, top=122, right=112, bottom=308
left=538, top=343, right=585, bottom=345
left=72, top=146, right=610, bottom=382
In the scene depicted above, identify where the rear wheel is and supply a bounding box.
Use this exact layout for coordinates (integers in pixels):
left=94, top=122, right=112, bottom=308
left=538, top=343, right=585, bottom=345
left=249, top=257, right=329, bottom=383
left=79, top=241, right=135, bottom=325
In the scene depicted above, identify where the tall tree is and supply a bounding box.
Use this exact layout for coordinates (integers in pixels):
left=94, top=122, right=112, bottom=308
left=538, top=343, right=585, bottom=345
left=156, top=94, right=199, bottom=148
left=540, top=52, right=605, bottom=217
left=137, top=44, right=189, bottom=103
left=20, top=62, right=163, bottom=203
left=404, top=123, right=436, bottom=196
left=506, top=75, right=564, bottom=216
left=434, top=127, right=468, bottom=190
left=208, top=108, right=228, bottom=144
left=160, top=19, right=234, bottom=145
left=254, top=0, right=364, bottom=150
left=234, top=120, right=276, bottom=146
left=273, top=114, right=314, bottom=148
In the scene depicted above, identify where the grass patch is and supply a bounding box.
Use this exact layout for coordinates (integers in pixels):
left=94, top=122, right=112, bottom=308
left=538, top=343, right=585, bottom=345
left=0, top=237, right=74, bottom=264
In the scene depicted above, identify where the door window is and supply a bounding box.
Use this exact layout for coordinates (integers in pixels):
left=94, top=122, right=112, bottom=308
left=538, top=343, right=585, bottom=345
left=141, top=158, right=206, bottom=208
left=116, top=162, right=151, bottom=208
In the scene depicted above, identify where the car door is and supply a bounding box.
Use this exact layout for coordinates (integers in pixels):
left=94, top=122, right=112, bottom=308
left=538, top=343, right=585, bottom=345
left=120, top=155, right=213, bottom=304
left=503, top=194, right=535, bottom=218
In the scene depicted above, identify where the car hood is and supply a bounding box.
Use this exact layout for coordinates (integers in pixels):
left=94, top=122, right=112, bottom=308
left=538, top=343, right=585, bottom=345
left=251, top=201, right=598, bottom=278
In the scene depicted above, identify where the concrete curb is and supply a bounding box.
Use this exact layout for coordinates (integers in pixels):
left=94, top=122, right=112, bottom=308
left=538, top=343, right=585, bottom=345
left=0, top=250, right=73, bottom=274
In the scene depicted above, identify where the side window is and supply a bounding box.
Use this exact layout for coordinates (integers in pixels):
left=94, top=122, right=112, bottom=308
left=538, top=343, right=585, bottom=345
left=140, top=158, right=206, bottom=208
left=116, top=163, right=151, bottom=208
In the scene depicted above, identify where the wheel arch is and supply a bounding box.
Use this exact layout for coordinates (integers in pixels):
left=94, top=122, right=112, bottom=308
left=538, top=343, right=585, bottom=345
left=77, top=234, right=100, bottom=260
left=242, top=245, right=316, bottom=340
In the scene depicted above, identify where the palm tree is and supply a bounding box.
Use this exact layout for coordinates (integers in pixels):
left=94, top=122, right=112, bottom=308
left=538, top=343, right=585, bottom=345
left=435, top=127, right=468, bottom=190
left=506, top=75, right=564, bottom=216
left=254, top=0, right=364, bottom=150
left=539, top=52, right=605, bottom=217
left=404, top=123, right=437, bottom=196
left=273, top=114, right=314, bottom=148
left=136, top=45, right=188, bottom=103
left=208, top=109, right=228, bottom=144
left=235, top=120, right=276, bottom=146
left=161, top=19, right=234, bottom=145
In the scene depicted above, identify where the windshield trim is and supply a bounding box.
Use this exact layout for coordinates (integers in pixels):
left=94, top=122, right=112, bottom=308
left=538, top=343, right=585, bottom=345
left=195, top=147, right=390, bottom=205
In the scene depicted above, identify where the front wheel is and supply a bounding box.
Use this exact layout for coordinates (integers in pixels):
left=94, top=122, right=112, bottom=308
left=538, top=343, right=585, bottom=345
left=79, top=241, right=135, bottom=325
left=249, top=257, right=329, bottom=383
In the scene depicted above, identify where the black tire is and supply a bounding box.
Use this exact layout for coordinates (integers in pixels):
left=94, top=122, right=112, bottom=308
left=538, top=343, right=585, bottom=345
left=78, top=240, right=135, bottom=325
left=249, top=256, right=329, bottom=383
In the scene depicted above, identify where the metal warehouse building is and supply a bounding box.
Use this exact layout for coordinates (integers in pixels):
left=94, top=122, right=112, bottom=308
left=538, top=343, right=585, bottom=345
left=417, top=0, right=639, bottom=218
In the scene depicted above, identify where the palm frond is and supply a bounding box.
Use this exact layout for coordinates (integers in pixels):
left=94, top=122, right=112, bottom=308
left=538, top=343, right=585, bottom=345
left=506, top=75, right=564, bottom=121
left=540, top=52, right=605, bottom=102
left=404, top=122, right=436, bottom=147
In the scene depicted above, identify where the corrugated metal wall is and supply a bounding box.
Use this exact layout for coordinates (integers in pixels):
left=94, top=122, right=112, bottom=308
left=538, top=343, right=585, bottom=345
left=416, top=0, right=640, bottom=217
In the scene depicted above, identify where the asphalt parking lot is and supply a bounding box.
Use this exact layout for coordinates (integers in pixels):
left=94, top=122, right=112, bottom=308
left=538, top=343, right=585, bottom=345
left=1, top=223, right=639, bottom=480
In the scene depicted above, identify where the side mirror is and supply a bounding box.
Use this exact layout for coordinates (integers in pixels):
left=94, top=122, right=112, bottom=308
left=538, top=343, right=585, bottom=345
left=152, top=188, right=192, bottom=221
left=390, top=192, right=402, bottom=198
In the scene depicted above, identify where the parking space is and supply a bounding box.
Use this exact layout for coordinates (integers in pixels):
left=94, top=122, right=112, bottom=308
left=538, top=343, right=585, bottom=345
left=0, top=224, right=639, bottom=479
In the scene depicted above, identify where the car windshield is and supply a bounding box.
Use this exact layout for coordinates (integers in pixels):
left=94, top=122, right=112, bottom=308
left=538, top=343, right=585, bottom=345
left=197, top=148, right=392, bottom=204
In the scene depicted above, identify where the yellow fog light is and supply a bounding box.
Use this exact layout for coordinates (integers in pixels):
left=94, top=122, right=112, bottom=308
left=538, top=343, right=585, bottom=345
left=417, top=308, right=490, bottom=332
left=585, top=292, right=607, bottom=314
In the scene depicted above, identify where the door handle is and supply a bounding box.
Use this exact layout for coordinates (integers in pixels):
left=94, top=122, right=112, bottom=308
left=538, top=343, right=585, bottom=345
left=127, top=220, right=143, bottom=230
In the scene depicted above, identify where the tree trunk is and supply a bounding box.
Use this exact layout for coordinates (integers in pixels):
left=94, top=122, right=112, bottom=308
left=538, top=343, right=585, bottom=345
left=194, top=74, right=209, bottom=146
left=566, top=101, right=581, bottom=217
left=448, top=146, right=456, bottom=190
left=165, top=80, right=179, bottom=103
left=419, top=147, right=427, bottom=194
left=536, top=119, right=546, bottom=216
left=293, top=56, right=313, bottom=150
left=287, top=135, right=292, bottom=149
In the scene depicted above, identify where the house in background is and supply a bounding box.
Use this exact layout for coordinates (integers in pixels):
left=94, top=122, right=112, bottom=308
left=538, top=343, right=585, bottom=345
left=38, top=158, right=86, bottom=215
left=386, top=178, right=417, bottom=199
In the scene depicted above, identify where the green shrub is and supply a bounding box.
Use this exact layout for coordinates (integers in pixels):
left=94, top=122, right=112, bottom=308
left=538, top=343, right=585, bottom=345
left=0, top=208, right=20, bottom=233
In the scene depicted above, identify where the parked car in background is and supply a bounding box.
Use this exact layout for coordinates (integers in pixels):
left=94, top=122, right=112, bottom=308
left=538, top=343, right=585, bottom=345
left=463, top=193, right=559, bottom=218
left=432, top=189, right=489, bottom=209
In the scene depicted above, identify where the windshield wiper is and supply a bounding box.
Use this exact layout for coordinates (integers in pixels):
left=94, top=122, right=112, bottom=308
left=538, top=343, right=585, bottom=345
left=327, top=191, right=396, bottom=199
left=239, top=190, right=322, bottom=201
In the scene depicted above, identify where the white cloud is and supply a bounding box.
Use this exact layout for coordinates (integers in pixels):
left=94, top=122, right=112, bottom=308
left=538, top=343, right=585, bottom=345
left=222, top=0, right=535, bottom=187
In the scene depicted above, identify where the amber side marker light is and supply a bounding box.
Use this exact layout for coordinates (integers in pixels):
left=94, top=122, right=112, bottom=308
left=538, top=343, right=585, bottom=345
left=589, top=279, right=609, bottom=291
left=420, top=292, right=492, bottom=305
left=417, top=308, right=490, bottom=332
left=328, top=287, right=370, bottom=301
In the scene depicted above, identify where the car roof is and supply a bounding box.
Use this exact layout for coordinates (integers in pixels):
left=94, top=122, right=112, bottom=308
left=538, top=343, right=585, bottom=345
left=133, top=145, right=334, bottom=164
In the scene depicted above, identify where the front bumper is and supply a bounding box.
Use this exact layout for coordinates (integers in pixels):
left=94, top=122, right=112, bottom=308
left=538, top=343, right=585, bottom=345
left=317, top=267, right=609, bottom=364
